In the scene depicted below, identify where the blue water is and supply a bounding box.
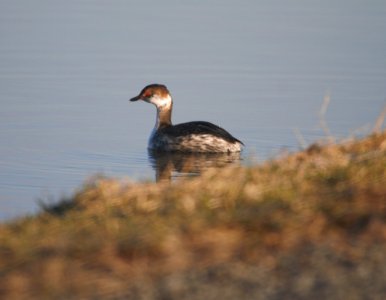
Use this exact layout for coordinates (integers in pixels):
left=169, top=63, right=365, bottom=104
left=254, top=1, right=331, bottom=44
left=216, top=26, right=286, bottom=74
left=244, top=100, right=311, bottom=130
left=1, top=0, right=386, bottom=219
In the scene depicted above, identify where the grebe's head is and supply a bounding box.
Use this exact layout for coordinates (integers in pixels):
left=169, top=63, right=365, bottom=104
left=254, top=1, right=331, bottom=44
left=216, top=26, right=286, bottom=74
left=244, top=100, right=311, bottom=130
left=130, top=84, right=172, bottom=109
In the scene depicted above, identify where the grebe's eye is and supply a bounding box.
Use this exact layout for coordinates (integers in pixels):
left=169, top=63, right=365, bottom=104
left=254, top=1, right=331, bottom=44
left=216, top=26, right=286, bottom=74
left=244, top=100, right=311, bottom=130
left=143, top=92, right=152, bottom=99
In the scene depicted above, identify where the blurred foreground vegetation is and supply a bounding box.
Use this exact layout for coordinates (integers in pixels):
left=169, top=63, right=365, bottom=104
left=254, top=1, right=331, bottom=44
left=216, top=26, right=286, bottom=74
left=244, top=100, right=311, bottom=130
left=1, top=132, right=386, bottom=299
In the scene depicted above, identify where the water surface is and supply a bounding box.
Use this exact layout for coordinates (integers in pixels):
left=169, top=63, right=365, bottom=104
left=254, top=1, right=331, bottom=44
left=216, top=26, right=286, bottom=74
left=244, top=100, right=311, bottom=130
left=1, top=1, right=386, bottom=219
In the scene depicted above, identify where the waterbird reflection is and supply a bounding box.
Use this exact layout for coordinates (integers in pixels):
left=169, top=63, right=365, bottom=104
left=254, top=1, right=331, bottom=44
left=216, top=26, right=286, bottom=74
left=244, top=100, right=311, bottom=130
left=148, top=150, right=242, bottom=182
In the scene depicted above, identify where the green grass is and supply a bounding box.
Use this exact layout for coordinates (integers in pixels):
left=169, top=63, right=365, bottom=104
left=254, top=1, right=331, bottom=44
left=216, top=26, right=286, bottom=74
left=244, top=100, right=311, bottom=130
left=1, top=132, right=386, bottom=299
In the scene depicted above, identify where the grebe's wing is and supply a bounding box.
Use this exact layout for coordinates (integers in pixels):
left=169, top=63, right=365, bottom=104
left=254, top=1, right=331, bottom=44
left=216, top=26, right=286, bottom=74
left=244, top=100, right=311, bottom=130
left=161, top=121, right=243, bottom=145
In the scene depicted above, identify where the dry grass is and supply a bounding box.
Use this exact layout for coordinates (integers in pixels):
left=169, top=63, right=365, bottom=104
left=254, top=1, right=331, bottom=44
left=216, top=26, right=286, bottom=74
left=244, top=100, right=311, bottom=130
left=1, top=132, right=386, bottom=299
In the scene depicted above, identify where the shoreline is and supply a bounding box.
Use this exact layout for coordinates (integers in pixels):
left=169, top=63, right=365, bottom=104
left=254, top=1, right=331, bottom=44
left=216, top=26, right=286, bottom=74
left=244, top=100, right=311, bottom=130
left=1, top=131, right=386, bottom=299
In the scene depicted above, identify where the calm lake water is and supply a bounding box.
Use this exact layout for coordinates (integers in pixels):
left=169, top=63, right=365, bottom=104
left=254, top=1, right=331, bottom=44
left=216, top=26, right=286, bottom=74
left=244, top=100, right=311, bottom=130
left=1, top=1, right=386, bottom=220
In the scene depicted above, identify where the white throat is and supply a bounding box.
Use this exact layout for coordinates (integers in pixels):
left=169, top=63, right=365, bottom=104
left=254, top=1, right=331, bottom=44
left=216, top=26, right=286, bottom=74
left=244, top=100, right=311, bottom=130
left=149, top=94, right=172, bottom=110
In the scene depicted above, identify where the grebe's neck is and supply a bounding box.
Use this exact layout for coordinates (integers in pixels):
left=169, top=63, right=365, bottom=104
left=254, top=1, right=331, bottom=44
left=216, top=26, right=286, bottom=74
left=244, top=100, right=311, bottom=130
left=155, top=104, right=172, bottom=129
left=152, top=95, right=173, bottom=130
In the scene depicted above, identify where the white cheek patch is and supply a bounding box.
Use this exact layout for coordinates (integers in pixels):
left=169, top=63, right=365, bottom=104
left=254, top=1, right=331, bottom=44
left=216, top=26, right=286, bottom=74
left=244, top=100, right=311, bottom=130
left=150, top=95, right=172, bottom=109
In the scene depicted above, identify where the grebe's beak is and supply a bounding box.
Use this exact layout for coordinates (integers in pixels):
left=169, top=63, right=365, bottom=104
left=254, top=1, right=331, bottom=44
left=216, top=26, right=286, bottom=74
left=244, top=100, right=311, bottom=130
left=130, top=95, right=141, bottom=102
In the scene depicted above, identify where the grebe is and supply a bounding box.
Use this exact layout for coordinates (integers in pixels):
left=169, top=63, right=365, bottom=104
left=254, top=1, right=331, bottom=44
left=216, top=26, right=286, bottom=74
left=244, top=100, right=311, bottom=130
left=130, top=84, right=244, bottom=153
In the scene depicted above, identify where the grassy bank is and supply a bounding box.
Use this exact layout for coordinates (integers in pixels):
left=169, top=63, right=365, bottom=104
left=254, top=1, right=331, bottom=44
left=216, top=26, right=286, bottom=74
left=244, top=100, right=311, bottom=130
left=1, top=132, right=386, bottom=299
